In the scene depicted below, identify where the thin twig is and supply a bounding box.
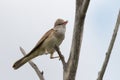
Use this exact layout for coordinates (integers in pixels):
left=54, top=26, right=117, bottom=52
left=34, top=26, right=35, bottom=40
left=19, top=47, right=45, bottom=80
left=97, top=10, right=120, bottom=80
left=54, top=45, right=66, bottom=70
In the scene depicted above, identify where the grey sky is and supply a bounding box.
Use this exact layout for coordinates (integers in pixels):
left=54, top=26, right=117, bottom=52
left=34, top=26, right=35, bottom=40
left=0, top=0, right=120, bottom=80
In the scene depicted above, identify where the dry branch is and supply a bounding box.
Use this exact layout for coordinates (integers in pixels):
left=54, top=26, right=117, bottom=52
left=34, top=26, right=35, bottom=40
left=63, top=0, right=90, bottom=80
left=19, top=47, right=45, bottom=80
left=97, top=10, right=120, bottom=80
left=54, top=45, right=66, bottom=70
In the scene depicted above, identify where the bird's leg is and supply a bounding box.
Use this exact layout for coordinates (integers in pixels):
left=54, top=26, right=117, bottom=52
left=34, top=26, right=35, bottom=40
left=50, top=53, right=59, bottom=59
left=54, top=45, right=64, bottom=60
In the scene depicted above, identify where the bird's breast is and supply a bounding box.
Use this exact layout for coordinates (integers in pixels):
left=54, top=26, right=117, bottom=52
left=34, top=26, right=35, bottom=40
left=54, top=30, right=65, bottom=46
left=40, top=29, right=65, bottom=54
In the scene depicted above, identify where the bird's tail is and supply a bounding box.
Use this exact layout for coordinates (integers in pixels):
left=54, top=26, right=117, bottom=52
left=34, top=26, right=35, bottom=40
left=13, top=54, right=33, bottom=70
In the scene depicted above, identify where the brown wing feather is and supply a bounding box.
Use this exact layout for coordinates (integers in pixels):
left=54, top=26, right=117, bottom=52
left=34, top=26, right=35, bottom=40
left=29, top=29, right=54, bottom=54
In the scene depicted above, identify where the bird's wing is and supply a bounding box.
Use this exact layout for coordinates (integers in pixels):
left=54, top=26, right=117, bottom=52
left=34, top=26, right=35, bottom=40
left=29, top=28, right=55, bottom=53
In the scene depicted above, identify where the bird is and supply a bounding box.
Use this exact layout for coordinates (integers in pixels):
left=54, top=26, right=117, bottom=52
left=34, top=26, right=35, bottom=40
left=13, top=18, right=68, bottom=69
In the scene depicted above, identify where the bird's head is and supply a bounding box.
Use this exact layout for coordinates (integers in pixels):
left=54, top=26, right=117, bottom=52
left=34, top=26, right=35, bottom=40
left=54, top=18, right=68, bottom=27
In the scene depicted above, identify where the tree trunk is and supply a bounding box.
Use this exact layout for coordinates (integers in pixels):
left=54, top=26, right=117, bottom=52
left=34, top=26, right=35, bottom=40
left=63, top=0, right=90, bottom=80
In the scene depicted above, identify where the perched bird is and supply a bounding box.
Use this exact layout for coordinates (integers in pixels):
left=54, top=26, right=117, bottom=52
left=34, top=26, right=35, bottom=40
left=13, top=18, right=68, bottom=69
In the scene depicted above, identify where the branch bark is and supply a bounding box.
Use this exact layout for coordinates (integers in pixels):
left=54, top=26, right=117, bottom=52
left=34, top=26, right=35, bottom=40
left=97, top=10, right=120, bottom=80
left=19, top=47, right=45, bottom=80
left=54, top=45, right=66, bottom=70
left=63, top=0, right=90, bottom=80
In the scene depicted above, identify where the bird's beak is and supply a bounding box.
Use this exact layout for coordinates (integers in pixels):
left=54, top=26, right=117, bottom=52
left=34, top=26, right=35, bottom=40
left=63, top=20, right=68, bottom=25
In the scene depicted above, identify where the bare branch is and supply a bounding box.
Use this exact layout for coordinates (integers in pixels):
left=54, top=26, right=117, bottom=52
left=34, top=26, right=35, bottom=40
left=63, top=0, right=90, bottom=80
left=54, top=45, right=66, bottom=70
left=97, top=10, right=120, bottom=80
left=19, top=47, right=45, bottom=80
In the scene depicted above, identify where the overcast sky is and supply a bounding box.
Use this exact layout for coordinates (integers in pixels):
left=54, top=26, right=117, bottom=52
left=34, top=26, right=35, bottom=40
left=0, top=0, right=120, bottom=80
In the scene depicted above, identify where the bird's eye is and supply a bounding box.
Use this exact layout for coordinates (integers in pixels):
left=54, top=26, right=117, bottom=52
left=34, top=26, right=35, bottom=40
left=58, top=23, right=63, bottom=25
left=58, top=23, right=61, bottom=25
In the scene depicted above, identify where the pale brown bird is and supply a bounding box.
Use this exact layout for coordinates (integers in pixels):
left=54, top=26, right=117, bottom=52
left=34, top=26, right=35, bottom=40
left=13, top=18, right=68, bottom=69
